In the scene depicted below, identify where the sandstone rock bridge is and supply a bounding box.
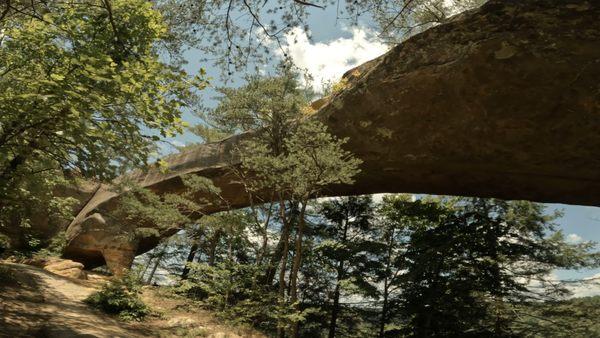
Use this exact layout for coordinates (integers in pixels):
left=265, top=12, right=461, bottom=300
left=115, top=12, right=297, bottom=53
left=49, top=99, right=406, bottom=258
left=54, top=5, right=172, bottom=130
left=63, top=0, right=600, bottom=272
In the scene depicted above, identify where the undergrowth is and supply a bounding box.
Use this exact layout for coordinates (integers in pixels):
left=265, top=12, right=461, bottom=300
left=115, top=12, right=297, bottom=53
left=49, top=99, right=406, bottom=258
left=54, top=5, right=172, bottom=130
left=85, top=270, right=149, bottom=321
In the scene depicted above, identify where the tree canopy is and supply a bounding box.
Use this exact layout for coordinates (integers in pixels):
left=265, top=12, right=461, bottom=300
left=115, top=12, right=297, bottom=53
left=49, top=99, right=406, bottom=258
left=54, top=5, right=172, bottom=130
left=0, top=0, right=206, bottom=239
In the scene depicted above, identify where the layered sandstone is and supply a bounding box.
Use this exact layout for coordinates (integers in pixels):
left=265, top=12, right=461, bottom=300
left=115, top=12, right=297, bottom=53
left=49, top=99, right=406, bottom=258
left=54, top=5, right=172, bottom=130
left=64, top=0, right=600, bottom=272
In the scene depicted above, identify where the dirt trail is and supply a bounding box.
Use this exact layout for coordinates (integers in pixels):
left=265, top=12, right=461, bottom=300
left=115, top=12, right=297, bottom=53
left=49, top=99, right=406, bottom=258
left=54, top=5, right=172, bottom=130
left=0, top=262, right=265, bottom=338
left=0, top=263, right=150, bottom=338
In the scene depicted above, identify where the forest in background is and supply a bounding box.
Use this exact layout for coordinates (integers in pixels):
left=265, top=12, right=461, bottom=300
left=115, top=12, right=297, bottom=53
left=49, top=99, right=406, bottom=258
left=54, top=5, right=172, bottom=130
left=132, top=193, right=600, bottom=337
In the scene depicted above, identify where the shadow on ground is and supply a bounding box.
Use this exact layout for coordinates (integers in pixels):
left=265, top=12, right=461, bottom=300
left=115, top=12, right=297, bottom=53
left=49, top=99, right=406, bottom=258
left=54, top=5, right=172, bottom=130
left=0, top=263, right=152, bottom=338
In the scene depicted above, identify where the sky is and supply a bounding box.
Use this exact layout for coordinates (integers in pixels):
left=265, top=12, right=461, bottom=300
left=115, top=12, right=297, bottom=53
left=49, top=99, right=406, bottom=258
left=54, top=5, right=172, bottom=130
left=158, top=3, right=600, bottom=297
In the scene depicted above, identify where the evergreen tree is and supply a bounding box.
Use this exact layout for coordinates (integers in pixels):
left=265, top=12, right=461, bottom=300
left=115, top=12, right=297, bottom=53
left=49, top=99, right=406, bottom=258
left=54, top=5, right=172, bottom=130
left=315, top=196, right=378, bottom=338
left=372, top=195, right=448, bottom=337
left=191, top=71, right=362, bottom=337
left=377, top=196, right=600, bottom=337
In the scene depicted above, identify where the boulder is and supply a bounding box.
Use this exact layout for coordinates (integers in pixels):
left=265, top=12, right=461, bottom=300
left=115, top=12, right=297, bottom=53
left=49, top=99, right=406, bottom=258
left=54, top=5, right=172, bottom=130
left=24, top=257, right=88, bottom=280
left=44, top=259, right=87, bottom=280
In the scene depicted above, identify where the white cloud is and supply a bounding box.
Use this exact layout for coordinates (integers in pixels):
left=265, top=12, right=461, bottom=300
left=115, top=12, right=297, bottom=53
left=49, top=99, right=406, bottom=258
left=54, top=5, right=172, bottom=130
left=170, top=139, right=186, bottom=148
left=278, top=27, right=388, bottom=92
left=568, top=273, right=600, bottom=298
left=566, top=233, right=583, bottom=244
left=525, top=271, right=600, bottom=299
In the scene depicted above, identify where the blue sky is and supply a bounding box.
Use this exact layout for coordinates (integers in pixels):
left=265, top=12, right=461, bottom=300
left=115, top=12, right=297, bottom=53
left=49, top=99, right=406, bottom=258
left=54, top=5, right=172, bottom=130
left=549, top=204, right=600, bottom=283
left=160, top=3, right=600, bottom=296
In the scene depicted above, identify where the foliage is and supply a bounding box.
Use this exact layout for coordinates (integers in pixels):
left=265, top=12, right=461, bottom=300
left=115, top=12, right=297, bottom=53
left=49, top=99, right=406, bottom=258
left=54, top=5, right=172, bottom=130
left=0, top=0, right=202, bottom=181
left=0, top=171, right=78, bottom=251
left=85, top=270, right=149, bottom=321
left=132, top=192, right=600, bottom=337
left=194, top=70, right=362, bottom=201
left=240, top=120, right=361, bottom=200
left=0, top=0, right=207, bottom=235
left=151, top=0, right=484, bottom=74
left=224, top=74, right=361, bottom=337
left=33, top=231, right=68, bottom=259
left=186, top=71, right=363, bottom=336
left=192, top=69, right=311, bottom=144
left=0, top=0, right=484, bottom=75
left=512, top=296, right=600, bottom=337
left=369, top=0, right=486, bottom=43
left=375, top=197, right=600, bottom=337
left=322, top=77, right=350, bottom=97
left=312, top=196, right=380, bottom=337
left=108, top=174, right=221, bottom=242
left=178, top=261, right=285, bottom=331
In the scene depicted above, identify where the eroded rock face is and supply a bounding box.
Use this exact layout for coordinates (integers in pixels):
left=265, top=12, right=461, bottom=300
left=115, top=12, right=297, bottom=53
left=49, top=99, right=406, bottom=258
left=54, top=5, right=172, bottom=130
left=64, top=0, right=600, bottom=272
left=0, top=178, right=100, bottom=252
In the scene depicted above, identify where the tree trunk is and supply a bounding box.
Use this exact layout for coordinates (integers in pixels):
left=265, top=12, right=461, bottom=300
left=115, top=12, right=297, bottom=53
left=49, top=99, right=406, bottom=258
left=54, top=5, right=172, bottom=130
left=266, top=201, right=294, bottom=285
left=181, top=243, right=199, bottom=279
left=257, top=221, right=269, bottom=265
left=328, top=267, right=342, bottom=338
left=277, top=199, right=292, bottom=338
left=290, top=202, right=308, bottom=338
left=139, top=254, right=153, bottom=280
left=277, top=240, right=291, bottom=338
left=146, top=251, right=163, bottom=284
left=379, top=228, right=395, bottom=338
left=227, top=232, right=233, bottom=262
left=266, top=230, right=286, bottom=285
left=328, top=217, right=349, bottom=338
left=379, top=277, right=389, bottom=338
left=208, top=231, right=221, bottom=266
left=244, top=190, right=274, bottom=267
left=256, top=202, right=274, bottom=266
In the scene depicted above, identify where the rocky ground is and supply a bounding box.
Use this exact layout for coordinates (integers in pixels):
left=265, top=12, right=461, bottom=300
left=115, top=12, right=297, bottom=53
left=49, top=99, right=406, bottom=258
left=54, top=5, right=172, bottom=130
left=0, top=261, right=265, bottom=338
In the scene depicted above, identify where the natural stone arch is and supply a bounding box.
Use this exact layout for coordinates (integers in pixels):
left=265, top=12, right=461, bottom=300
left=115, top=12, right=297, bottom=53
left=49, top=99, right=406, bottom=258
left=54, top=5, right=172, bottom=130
left=63, top=0, right=600, bottom=272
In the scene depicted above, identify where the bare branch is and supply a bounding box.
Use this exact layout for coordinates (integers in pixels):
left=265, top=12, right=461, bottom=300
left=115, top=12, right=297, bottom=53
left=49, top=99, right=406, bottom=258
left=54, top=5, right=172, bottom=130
left=293, top=0, right=324, bottom=9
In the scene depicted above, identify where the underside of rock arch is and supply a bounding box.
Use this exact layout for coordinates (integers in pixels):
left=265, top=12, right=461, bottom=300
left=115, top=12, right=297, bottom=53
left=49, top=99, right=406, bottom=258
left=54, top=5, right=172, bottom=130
left=63, top=0, right=600, bottom=272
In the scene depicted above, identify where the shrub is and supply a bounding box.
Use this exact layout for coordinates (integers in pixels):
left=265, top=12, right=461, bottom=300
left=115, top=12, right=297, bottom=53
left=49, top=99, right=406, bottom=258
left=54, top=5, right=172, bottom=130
left=34, top=231, right=67, bottom=259
left=85, top=271, right=149, bottom=321
left=178, top=261, right=286, bottom=331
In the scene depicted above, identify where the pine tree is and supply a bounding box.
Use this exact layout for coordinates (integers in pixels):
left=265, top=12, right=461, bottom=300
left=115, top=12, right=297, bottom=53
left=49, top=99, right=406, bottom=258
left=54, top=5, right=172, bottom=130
left=192, top=70, right=362, bottom=337
left=315, top=196, right=378, bottom=338
left=377, top=196, right=600, bottom=337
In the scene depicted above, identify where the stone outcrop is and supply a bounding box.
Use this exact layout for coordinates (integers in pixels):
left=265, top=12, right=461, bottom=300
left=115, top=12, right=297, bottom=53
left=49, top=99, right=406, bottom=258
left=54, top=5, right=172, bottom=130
left=64, top=0, right=600, bottom=272
left=44, top=259, right=88, bottom=280
left=0, top=178, right=100, bottom=252
left=24, top=257, right=88, bottom=280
